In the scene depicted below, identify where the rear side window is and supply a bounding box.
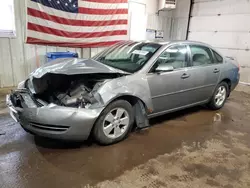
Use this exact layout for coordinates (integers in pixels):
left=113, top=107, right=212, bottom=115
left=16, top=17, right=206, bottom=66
left=213, top=50, right=223, bottom=63
left=190, top=45, right=214, bottom=66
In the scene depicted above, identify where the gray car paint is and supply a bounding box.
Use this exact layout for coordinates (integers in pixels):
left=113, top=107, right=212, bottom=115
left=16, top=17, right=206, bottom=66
left=6, top=40, right=240, bottom=141
left=141, top=41, right=239, bottom=117
left=30, top=58, right=129, bottom=78
left=6, top=89, right=104, bottom=140
left=94, top=73, right=153, bottom=109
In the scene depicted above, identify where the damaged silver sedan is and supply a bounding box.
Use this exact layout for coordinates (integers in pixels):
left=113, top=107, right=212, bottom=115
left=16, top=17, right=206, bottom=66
left=6, top=41, right=240, bottom=145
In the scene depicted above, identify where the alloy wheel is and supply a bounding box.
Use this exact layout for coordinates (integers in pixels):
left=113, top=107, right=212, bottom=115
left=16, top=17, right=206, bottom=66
left=215, top=86, right=227, bottom=107
left=103, top=108, right=130, bottom=139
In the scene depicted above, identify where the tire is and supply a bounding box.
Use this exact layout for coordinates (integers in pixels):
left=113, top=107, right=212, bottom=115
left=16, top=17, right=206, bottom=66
left=93, top=100, right=134, bottom=145
left=208, top=82, right=229, bottom=110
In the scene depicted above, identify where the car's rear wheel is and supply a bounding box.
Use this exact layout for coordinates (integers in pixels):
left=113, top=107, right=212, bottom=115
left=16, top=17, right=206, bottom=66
left=208, top=82, right=229, bottom=110
left=93, top=100, right=134, bottom=145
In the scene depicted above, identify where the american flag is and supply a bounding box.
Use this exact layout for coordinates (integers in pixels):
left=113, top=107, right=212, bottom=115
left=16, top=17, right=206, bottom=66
left=26, top=0, right=128, bottom=48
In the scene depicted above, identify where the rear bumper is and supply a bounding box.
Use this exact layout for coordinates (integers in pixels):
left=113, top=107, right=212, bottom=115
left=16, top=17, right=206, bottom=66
left=6, top=92, right=104, bottom=141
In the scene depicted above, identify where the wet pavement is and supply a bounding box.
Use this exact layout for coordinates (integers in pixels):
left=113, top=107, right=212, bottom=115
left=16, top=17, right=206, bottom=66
left=0, top=91, right=250, bottom=188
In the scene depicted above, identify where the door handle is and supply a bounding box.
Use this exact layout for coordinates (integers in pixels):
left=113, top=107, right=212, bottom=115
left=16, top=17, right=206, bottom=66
left=181, top=73, right=190, bottom=79
left=213, top=68, right=220, bottom=73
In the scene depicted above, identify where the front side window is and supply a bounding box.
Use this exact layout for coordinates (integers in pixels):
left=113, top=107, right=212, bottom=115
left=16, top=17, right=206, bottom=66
left=93, top=42, right=161, bottom=73
left=190, top=45, right=214, bottom=66
left=151, top=45, right=188, bottom=72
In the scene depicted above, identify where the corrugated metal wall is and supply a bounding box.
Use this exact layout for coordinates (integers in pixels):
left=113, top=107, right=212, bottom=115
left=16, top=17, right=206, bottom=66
left=188, top=0, right=250, bottom=84
left=160, top=0, right=191, bottom=41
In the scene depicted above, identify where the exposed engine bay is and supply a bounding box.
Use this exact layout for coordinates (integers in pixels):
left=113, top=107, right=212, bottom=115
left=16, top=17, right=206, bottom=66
left=25, top=73, right=122, bottom=108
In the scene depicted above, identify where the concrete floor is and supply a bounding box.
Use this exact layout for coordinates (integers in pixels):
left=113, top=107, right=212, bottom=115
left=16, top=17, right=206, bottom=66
left=0, top=91, right=250, bottom=188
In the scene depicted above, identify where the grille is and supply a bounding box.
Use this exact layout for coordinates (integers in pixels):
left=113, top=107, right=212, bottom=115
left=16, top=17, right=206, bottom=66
left=30, top=122, right=69, bottom=132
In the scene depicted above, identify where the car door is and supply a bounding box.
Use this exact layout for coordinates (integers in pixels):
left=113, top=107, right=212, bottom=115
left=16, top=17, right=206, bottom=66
left=185, top=45, right=222, bottom=103
left=147, top=44, right=193, bottom=114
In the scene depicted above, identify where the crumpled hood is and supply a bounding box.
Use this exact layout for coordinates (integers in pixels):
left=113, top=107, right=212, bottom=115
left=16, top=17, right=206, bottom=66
left=30, top=58, right=128, bottom=78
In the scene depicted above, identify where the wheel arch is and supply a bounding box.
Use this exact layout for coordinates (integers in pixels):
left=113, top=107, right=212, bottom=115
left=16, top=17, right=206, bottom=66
left=90, top=94, right=150, bottom=142
left=108, top=95, right=150, bottom=129
left=221, top=78, right=231, bottom=90
left=99, top=94, right=150, bottom=129
left=107, top=95, right=148, bottom=109
left=220, top=78, right=232, bottom=96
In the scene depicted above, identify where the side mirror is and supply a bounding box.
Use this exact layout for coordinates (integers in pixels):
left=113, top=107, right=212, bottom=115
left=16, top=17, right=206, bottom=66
left=155, top=64, right=174, bottom=73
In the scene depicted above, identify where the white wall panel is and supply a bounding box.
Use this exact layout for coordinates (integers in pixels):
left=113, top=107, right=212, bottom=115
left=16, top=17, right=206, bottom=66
left=147, top=14, right=175, bottom=40
left=0, top=39, right=14, bottom=87
left=46, top=46, right=57, bottom=53
left=171, top=18, right=190, bottom=40
left=82, top=48, right=91, bottom=59
left=189, top=0, right=250, bottom=83
left=173, top=0, right=191, bottom=17
left=129, top=2, right=147, bottom=40
left=9, top=0, right=26, bottom=85
left=192, top=0, right=250, bottom=16
left=129, top=0, right=157, bottom=14
left=159, top=0, right=191, bottom=40
left=56, top=47, right=68, bottom=52
left=218, top=48, right=250, bottom=67
left=190, top=15, right=250, bottom=32
left=76, top=48, right=83, bottom=58
left=36, top=45, right=47, bottom=67
left=147, top=14, right=161, bottom=30
left=24, top=44, right=36, bottom=75
left=188, top=32, right=250, bottom=50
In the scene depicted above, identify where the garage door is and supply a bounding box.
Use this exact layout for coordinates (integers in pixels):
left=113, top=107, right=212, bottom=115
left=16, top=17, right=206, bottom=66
left=188, top=0, right=250, bottom=84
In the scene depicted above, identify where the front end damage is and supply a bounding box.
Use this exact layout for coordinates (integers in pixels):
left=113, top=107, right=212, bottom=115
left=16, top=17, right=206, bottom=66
left=7, top=58, right=152, bottom=140
left=7, top=72, right=124, bottom=141
left=7, top=91, right=103, bottom=140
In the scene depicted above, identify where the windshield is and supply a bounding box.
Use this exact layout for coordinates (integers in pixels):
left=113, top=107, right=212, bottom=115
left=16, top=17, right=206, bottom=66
left=93, top=42, right=162, bottom=73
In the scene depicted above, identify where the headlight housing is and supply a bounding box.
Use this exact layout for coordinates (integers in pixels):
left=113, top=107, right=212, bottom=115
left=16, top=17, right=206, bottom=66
left=17, top=80, right=25, bottom=89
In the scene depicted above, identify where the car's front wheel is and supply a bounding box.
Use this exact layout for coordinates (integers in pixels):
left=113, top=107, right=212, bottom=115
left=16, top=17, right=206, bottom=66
left=93, top=100, right=134, bottom=145
left=208, top=82, right=229, bottom=110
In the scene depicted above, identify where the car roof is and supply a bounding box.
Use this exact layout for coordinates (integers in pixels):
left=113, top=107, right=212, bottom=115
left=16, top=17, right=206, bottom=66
left=125, top=40, right=223, bottom=57
left=169, top=40, right=212, bottom=46
left=144, top=40, right=216, bottom=51
left=141, top=40, right=211, bottom=46
left=120, top=40, right=211, bottom=46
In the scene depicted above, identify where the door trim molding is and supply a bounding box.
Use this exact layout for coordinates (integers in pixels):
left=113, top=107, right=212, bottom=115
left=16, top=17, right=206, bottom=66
left=148, top=99, right=209, bottom=118
left=152, top=84, right=215, bottom=99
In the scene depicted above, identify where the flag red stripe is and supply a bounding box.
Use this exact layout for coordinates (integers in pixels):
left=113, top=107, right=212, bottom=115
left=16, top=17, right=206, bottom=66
left=26, top=37, right=122, bottom=48
left=28, top=23, right=127, bottom=38
left=83, top=0, right=128, bottom=3
left=28, top=8, right=128, bottom=27
left=78, top=7, right=128, bottom=15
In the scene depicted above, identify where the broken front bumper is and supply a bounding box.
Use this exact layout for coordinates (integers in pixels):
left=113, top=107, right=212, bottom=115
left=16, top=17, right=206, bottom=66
left=6, top=91, right=104, bottom=141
